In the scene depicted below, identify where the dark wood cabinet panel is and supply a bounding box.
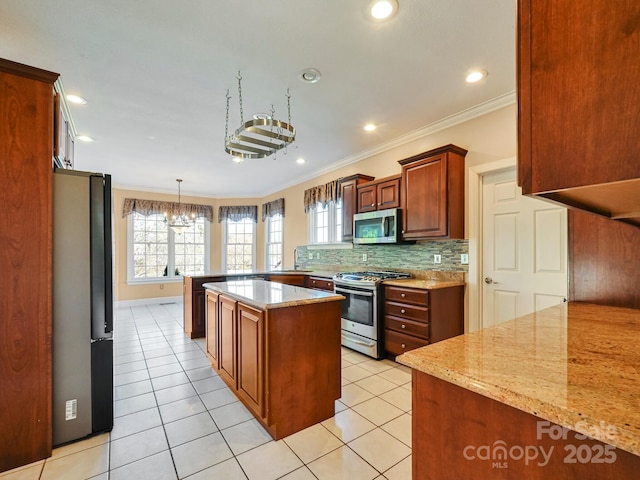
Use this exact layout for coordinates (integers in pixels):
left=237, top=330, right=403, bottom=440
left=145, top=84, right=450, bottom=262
left=0, top=58, right=58, bottom=472
left=267, top=274, right=305, bottom=286
left=205, top=291, right=219, bottom=368
left=357, top=175, right=401, bottom=213
left=219, top=295, right=237, bottom=387
left=338, top=174, right=375, bottom=241
left=305, top=276, right=334, bottom=291
left=237, top=303, right=264, bottom=418
left=399, top=145, right=467, bottom=239
left=517, top=0, right=640, bottom=227
left=183, top=275, right=224, bottom=338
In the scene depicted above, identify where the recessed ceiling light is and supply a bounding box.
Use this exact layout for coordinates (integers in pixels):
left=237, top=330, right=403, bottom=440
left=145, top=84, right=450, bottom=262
left=296, top=158, right=306, bottom=164
left=232, top=157, right=244, bottom=163
left=364, top=123, right=377, bottom=132
left=369, top=0, right=399, bottom=20
left=466, top=70, right=488, bottom=83
left=66, top=94, right=87, bottom=105
left=298, top=68, right=322, bottom=84
left=76, top=135, right=94, bottom=142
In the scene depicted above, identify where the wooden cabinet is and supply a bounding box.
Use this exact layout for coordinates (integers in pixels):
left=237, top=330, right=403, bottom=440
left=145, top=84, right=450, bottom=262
left=237, top=303, right=265, bottom=417
left=384, top=284, right=464, bottom=358
left=338, top=174, right=375, bottom=241
left=205, top=290, right=220, bottom=368
left=357, top=175, right=401, bottom=213
left=305, top=276, right=334, bottom=291
left=205, top=288, right=341, bottom=439
left=184, top=275, right=224, bottom=338
left=517, top=0, right=640, bottom=228
left=267, top=274, right=306, bottom=286
left=0, top=58, right=59, bottom=472
left=399, top=145, right=467, bottom=239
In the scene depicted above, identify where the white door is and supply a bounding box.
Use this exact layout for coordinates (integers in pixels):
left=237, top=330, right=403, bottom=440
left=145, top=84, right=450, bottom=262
left=482, top=168, right=567, bottom=328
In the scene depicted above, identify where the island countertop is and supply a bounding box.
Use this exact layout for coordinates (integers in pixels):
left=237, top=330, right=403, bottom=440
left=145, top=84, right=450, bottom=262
left=203, top=279, right=344, bottom=310
left=397, top=302, right=640, bottom=456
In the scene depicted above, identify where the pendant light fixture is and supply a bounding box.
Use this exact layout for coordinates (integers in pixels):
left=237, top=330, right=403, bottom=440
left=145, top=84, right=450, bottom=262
left=165, top=179, right=195, bottom=234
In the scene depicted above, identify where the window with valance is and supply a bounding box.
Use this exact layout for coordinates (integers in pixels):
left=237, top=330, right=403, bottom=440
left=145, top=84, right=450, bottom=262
left=303, top=180, right=340, bottom=212
left=262, top=198, right=285, bottom=221
left=218, top=205, right=258, bottom=223
left=122, top=198, right=213, bottom=222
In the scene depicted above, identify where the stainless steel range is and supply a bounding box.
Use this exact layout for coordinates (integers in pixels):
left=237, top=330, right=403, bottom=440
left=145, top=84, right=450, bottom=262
left=333, top=271, right=411, bottom=359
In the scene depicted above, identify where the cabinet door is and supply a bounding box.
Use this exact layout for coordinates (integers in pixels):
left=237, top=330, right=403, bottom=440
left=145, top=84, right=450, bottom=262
left=268, top=274, right=305, bottom=286
left=205, top=291, right=219, bottom=367
left=377, top=177, right=400, bottom=210
left=339, top=174, right=375, bottom=241
left=357, top=184, right=377, bottom=213
left=237, top=303, right=264, bottom=417
left=402, top=155, right=448, bottom=238
left=219, top=295, right=237, bottom=386
left=193, top=290, right=205, bottom=337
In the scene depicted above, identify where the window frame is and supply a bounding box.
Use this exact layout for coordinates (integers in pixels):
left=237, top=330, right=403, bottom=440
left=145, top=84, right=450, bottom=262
left=265, top=213, right=284, bottom=271
left=308, top=199, right=343, bottom=244
left=222, top=217, right=257, bottom=273
left=127, top=213, right=211, bottom=284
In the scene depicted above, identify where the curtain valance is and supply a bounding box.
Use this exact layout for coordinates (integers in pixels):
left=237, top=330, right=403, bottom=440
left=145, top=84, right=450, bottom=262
left=303, top=180, right=339, bottom=212
left=122, top=198, right=213, bottom=222
left=262, top=198, right=285, bottom=221
left=218, top=205, right=258, bottom=223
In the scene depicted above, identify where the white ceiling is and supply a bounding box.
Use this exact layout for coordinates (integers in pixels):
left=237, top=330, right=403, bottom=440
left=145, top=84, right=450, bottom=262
left=0, top=0, right=516, bottom=197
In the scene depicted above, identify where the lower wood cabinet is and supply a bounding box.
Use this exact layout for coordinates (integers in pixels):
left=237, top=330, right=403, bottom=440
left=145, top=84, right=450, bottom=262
left=184, top=275, right=224, bottom=338
left=204, top=289, right=341, bottom=439
left=384, top=284, right=464, bottom=357
left=267, top=274, right=306, bottom=286
left=305, top=276, right=334, bottom=291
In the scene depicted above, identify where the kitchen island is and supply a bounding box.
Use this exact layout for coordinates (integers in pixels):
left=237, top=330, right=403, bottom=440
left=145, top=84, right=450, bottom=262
left=397, top=302, right=640, bottom=479
left=203, top=280, right=344, bottom=440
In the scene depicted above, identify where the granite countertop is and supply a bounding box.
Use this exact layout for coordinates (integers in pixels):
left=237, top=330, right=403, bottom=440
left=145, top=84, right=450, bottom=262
left=185, top=270, right=336, bottom=279
left=397, top=302, right=640, bottom=455
left=203, top=279, right=344, bottom=310
left=382, top=278, right=465, bottom=289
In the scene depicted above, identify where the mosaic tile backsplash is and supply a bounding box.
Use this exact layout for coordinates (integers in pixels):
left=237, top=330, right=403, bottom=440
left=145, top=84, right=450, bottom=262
left=296, top=240, right=469, bottom=273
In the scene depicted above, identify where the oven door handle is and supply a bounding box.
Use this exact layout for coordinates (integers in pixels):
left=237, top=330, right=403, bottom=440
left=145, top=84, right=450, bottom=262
left=335, top=287, right=374, bottom=297
left=341, top=334, right=375, bottom=347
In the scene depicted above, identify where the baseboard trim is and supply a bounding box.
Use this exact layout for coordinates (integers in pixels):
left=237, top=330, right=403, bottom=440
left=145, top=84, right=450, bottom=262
left=115, top=296, right=183, bottom=308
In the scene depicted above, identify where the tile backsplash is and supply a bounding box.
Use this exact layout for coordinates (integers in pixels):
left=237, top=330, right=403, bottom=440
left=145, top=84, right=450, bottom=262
left=296, top=240, right=469, bottom=272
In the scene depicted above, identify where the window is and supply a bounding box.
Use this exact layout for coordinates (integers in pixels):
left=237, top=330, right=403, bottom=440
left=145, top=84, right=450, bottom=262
left=266, top=214, right=283, bottom=270
left=309, top=200, right=342, bottom=244
left=224, top=217, right=255, bottom=272
left=129, top=212, right=209, bottom=281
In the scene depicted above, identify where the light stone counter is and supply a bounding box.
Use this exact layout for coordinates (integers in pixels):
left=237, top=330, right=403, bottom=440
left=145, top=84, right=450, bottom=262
left=203, top=279, right=344, bottom=310
left=397, top=302, right=640, bottom=456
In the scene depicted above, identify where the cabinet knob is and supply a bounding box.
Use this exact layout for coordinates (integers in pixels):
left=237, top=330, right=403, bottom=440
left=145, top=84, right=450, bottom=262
left=371, top=203, right=375, bottom=207
left=401, top=343, right=406, bottom=349
left=401, top=293, right=406, bottom=298
left=401, top=324, right=406, bottom=329
left=378, top=203, right=381, bottom=206
left=401, top=309, right=406, bottom=314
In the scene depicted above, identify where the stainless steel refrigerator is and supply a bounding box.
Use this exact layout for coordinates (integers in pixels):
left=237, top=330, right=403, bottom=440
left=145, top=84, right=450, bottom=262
left=52, top=168, right=113, bottom=446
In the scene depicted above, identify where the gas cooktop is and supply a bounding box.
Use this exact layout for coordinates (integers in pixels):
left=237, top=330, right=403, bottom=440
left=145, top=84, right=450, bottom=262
left=333, top=270, right=411, bottom=285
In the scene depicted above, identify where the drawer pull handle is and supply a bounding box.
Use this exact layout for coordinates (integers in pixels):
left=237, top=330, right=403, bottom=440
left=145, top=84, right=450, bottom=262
left=401, top=293, right=406, bottom=298
left=401, top=309, right=406, bottom=314
left=401, top=343, right=406, bottom=349
left=401, top=324, right=406, bottom=329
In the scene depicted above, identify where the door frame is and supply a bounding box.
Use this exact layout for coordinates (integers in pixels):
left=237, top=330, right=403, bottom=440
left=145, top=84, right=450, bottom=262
left=467, top=157, right=517, bottom=333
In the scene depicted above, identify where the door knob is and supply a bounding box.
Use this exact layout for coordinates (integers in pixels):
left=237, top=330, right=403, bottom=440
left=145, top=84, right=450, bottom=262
left=484, top=277, right=500, bottom=285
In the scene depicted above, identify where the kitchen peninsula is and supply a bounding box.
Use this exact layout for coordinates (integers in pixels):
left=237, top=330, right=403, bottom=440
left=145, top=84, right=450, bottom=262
left=203, top=279, right=344, bottom=440
left=398, top=302, right=640, bottom=479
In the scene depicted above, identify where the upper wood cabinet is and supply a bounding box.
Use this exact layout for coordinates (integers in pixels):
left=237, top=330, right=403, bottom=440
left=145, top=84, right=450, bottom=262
left=517, top=0, right=640, bottom=228
left=357, top=175, right=401, bottom=213
left=338, top=174, right=375, bottom=241
left=399, top=145, right=467, bottom=240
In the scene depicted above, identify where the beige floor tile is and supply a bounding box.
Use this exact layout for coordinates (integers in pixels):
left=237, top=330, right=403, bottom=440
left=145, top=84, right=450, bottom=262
left=210, top=401, right=254, bottom=430
left=348, top=429, right=411, bottom=473
left=341, top=365, right=373, bottom=383
left=237, top=440, right=303, bottom=480
left=0, top=463, right=43, bottom=480
left=109, top=450, right=177, bottom=480
left=339, top=383, right=375, bottom=407
left=341, top=352, right=370, bottom=365
left=354, top=375, right=397, bottom=396
left=381, top=413, right=411, bottom=447
left=279, top=466, right=317, bottom=480
left=164, top=411, right=218, bottom=447
left=321, top=409, right=376, bottom=443
left=221, top=419, right=273, bottom=455
left=377, top=367, right=412, bottom=386
left=357, top=359, right=395, bottom=374
left=111, top=407, right=162, bottom=440
left=41, top=443, right=109, bottom=480
left=187, top=458, right=247, bottom=479
left=384, top=455, right=412, bottom=480
left=351, top=397, right=404, bottom=426
left=379, top=386, right=412, bottom=412
left=110, top=425, right=168, bottom=469
left=307, top=445, right=378, bottom=480
left=341, top=376, right=352, bottom=386
left=283, top=423, right=343, bottom=463
left=50, top=432, right=110, bottom=458
left=334, top=400, right=349, bottom=413
left=171, top=432, right=234, bottom=479
left=341, top=357, right=354, bottom=368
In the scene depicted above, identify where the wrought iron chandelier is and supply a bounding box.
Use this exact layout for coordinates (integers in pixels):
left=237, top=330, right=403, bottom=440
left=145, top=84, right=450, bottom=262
left=224, top=72, right=296, bottom=160
left=165, top=179, right=194, bottom=234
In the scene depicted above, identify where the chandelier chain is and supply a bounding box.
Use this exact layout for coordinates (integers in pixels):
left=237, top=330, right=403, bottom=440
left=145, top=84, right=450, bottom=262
left=224, top=89, right=231, bottom=141
left=236, top=71, right=244, bottom=125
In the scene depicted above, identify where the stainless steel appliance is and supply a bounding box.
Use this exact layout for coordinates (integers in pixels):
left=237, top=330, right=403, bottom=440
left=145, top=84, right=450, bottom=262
left=334, top=271, right=411, bottom=358
left=352, top=208, right=402, bottom=244
left=52, top=169, right=113, bottom=446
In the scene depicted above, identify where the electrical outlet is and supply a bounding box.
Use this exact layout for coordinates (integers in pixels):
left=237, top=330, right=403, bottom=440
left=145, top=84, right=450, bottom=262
left=433, top=254, right=442, bottom=264
left=308, top=252, right=314, bottom=260
left=315, top=252, right=320, bottom=259
left=461, top=254, right=469, bottom=265
left=362, top=253, right=368, bottom=262
left=159, top=284, right=164, bottom=290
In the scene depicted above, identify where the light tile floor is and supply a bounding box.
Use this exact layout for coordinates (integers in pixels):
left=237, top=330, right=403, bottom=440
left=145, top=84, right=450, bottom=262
left=1, top=302, right=412, bottom=480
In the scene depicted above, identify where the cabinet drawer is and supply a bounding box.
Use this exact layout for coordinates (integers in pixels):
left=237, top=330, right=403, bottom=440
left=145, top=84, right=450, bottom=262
left=306, top=277, right=334, bottom=291
left=385, top=315, right=429, bottom=339
left=384, top=301, right=428, bottom=323
left=385, top=329, right=428, bottom=357
left=385, top=286, right=428, bottom=306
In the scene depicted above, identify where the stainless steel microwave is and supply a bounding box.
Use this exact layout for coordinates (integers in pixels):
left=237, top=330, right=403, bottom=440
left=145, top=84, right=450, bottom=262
left=353, top=208, right=401, bottom=244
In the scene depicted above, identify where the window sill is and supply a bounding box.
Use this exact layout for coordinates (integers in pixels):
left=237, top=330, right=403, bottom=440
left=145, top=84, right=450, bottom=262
left=307, top=243, right=353, bottom=250
left=127, top=277, right=184, bottom=286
